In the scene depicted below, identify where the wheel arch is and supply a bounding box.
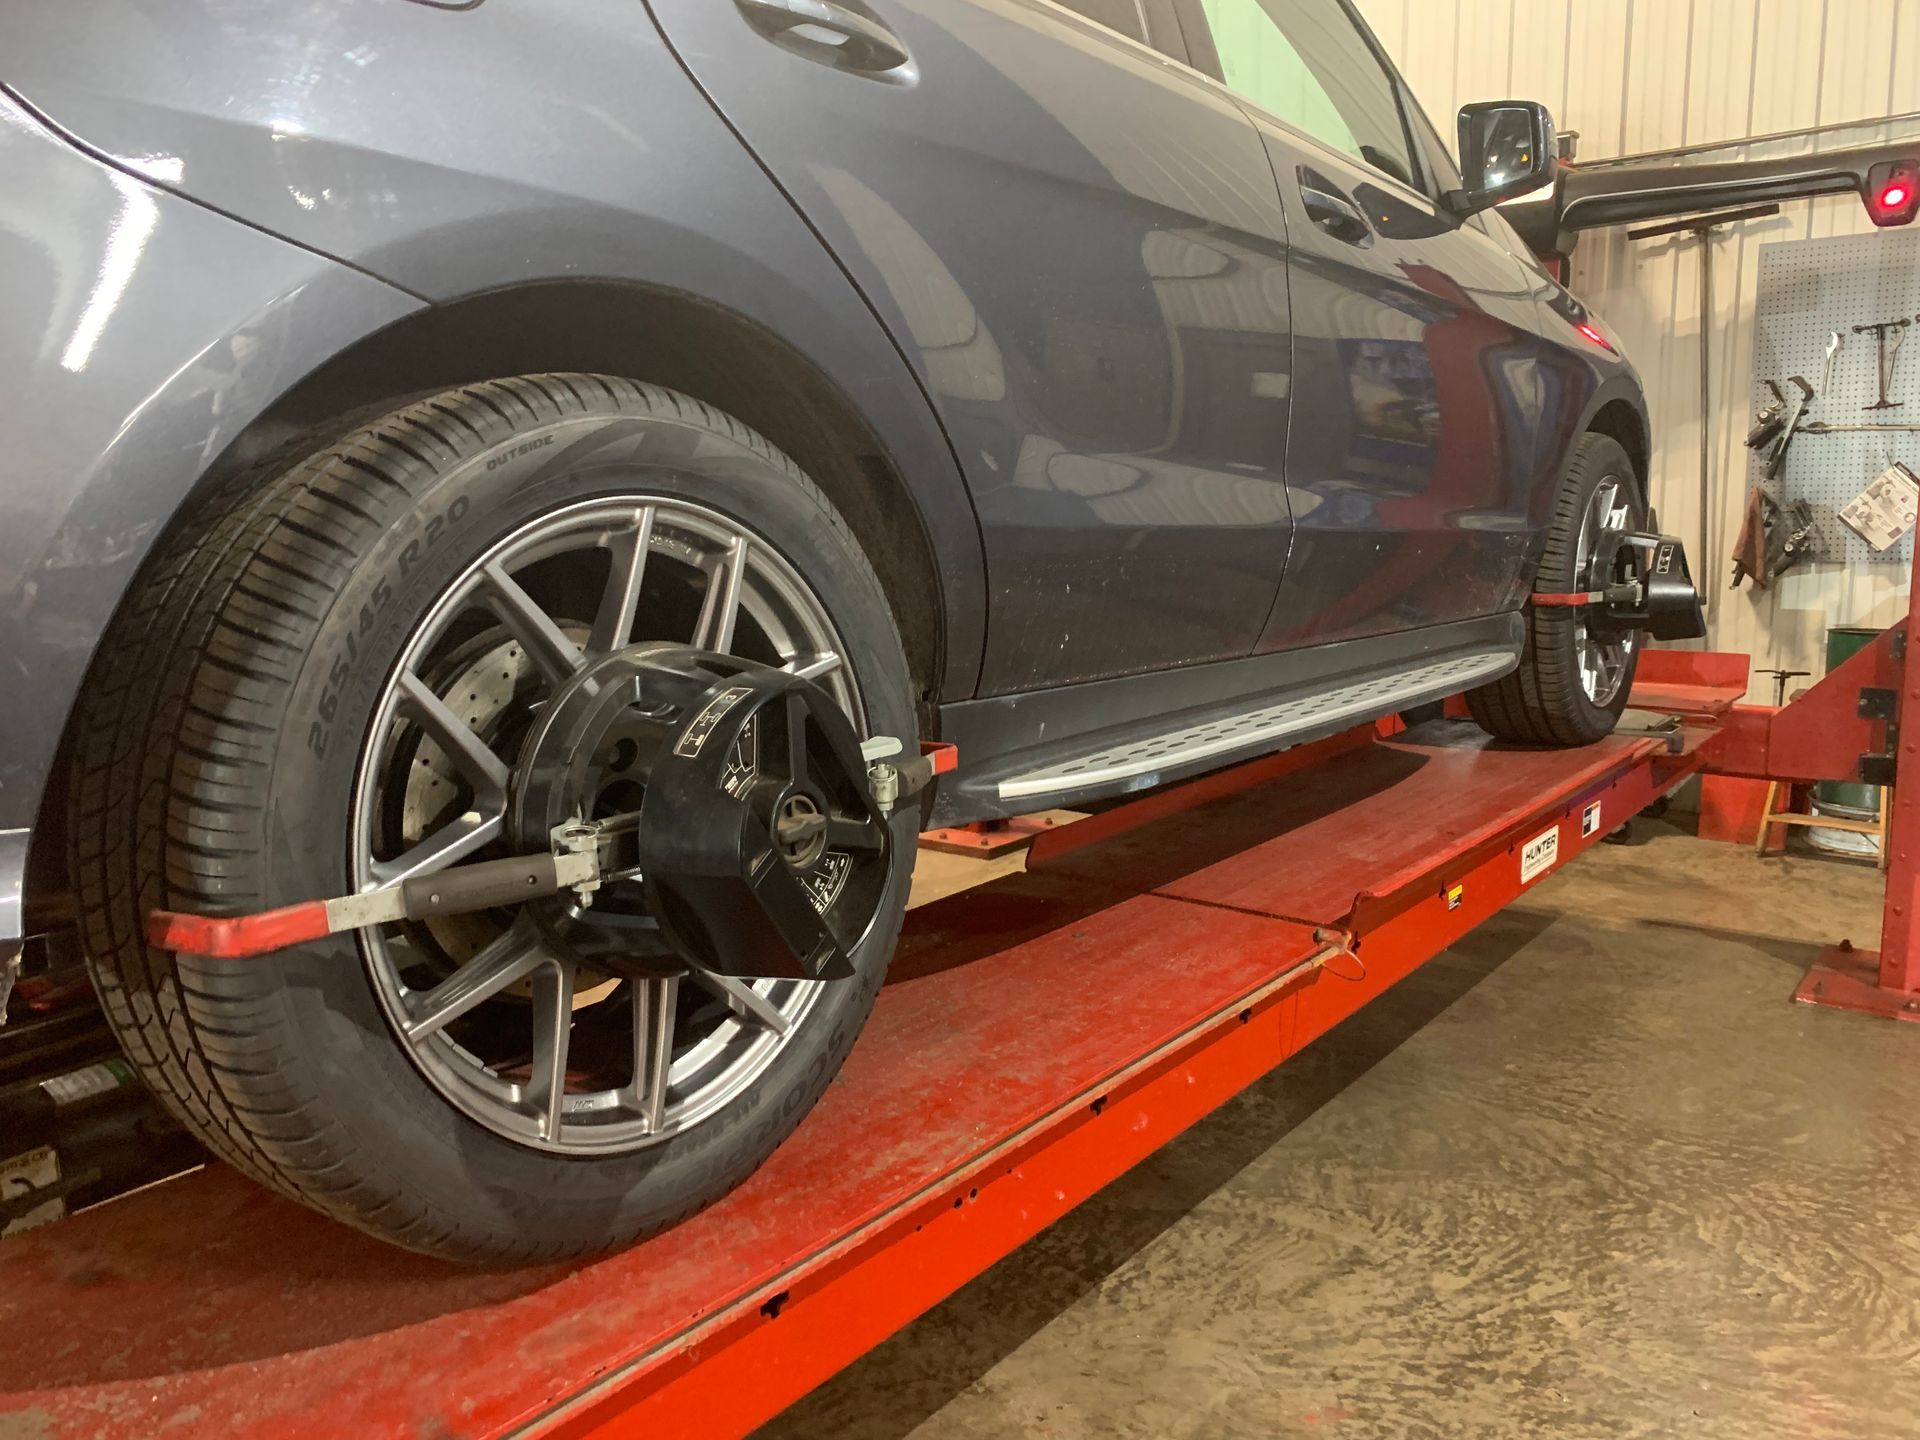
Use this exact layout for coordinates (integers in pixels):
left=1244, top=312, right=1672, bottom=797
left=207, top=280, right=952, bottom=712
left=1583, top=393, right=1651, bottom=500
left=31, top=280, right=965, bottom=920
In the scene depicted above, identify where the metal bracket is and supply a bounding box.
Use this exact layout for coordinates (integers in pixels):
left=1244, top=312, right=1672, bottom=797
left=1617, top=712, right=1687, bottom=754
left=1857, top=685, right=1899, bottom=783
left=150, top=825, right=607, bottom=959
left=867, top=740, right=958, bottom=818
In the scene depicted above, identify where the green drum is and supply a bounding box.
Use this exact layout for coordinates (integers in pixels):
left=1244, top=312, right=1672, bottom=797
left=1815, top=626, right=1883, bottom=816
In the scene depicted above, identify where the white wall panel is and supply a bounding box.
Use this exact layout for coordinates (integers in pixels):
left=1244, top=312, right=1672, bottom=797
left=1353, top=0, right=1917, bottom=694
left=1508, top=4, right=1570, bottom=122
left=1457, top=0, right=1518, bottom=114
left=1895, top=4, right=1920, bottom=112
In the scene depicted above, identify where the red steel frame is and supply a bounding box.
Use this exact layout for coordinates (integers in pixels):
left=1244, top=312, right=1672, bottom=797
left=0, top=687, right=1743, bottom=1439
left=1672, top=572, right=1920, bottom=1020
left=916, top=814, right=1060, bottom=857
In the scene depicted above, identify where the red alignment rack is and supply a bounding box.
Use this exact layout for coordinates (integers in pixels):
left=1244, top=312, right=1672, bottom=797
left=1, top=687, right=1739, bottom=1439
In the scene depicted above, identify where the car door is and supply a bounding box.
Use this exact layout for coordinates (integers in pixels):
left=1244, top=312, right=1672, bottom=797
left=646, top=0, right=1300, bottom=694
left=1173, top=0, right=1546, bottom=651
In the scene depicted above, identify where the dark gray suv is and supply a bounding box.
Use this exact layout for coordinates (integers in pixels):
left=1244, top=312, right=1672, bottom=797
left=0, top=0, right=1690, bottom=1260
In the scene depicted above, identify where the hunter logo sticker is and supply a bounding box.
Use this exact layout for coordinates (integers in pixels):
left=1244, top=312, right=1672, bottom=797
left=1519, top=825, right=1560, bottom=884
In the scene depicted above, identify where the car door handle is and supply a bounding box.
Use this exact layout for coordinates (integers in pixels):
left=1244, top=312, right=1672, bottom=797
left=1299, top=178, right=1374, bottom=248
left=735, top=0, right=912, bottom=72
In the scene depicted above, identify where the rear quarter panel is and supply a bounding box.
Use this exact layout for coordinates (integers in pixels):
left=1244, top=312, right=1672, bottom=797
left=1, top=0, right=987, bottom=694
left=0, top=92, right=419, bottom=837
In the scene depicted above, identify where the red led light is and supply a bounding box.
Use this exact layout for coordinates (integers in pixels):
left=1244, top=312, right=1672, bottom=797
left=1866, top=161, right=1920, bottom=226
left=1575, top=322, right=1615, bottom=353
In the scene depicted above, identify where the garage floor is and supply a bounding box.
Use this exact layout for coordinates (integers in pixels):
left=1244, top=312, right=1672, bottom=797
left=759, top=817, right=1919, bottom=1439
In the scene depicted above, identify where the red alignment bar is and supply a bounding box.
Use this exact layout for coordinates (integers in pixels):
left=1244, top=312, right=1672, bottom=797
left=1881, top=585, right=1920, bottom=993
left=146, top=901, right=331, bottom=959
left=1529, top=590, right=1603, bottom=607
left=2, top=721, right=1700, bottom=1440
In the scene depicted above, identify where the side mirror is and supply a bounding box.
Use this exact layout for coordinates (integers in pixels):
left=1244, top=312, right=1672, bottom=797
left=1452, top=101, right=1558, bottom=215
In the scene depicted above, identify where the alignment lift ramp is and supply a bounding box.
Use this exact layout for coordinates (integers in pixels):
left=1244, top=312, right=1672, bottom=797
left=4, top=599, right=1916, bottom=1438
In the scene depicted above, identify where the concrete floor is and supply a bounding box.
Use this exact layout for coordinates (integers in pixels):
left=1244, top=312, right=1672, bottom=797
left=758, top=818, right=1920, bottom=1439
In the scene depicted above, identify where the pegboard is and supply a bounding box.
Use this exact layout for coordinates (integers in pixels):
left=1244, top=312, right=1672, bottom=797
left=1750, top=229, right=1920, bottom=566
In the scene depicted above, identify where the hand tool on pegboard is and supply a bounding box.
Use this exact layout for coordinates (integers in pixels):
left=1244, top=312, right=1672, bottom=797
left=1855, top=317, right=1910, bottom=410
left=1752, top=375, right=1814, bottom=482
left=1747, top=379, right=1788, bottom=449
left=1730, top=488, right=1817, bottom=590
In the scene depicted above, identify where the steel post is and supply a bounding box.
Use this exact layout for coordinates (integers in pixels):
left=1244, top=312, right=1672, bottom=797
left=1793, top=570, right=1920, bottom=1018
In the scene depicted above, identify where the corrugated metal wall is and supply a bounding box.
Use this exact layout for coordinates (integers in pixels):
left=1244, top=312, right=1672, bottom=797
left=1354, top=0, right=1920, bottom=693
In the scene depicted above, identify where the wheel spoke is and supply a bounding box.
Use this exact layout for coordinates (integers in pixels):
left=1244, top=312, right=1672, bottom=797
left=826, top=815, right=885, bottom=852
left=786, top=652, right=841, bottom=681
left=693, top=535, right=750, bottom=653
left=632, top=973, right=680, bottom=1130
left=528, top=959, right=577, bottom=1142
left=368, top=806, right=504, bottom=889
left=687, top=967, right=792, bottom=1035
left=587, top=508, right=656, bottom=656
left=481, top=561, right=582, bottom=685
left=395, top=670, right=510, bottom=800
left=356, top=499, right=849, bottom=1156
left=404, top=925, right=546, bottom=1041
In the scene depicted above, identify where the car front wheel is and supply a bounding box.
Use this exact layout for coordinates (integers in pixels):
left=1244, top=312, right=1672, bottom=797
left=69, top=375, right=917, bottom=1262
left=1468, top=431, right=1646, bottom=747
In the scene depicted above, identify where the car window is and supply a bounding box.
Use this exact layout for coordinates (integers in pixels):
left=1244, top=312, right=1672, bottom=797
left=1057, top=0, right=1152, bottom=44
left=1409, top=100, right=1462, bottom=196
left=1195, top=0, right=1417, bottom=189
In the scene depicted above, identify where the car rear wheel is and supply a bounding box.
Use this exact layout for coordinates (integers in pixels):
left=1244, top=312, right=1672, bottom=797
left=69, top=375, right=918, bottom=1262
left=1467, top=432, right=1645, bottom=746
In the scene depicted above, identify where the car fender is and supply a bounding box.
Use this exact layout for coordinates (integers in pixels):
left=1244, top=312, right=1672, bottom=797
left=1532, top=281, right=1654, bottom=525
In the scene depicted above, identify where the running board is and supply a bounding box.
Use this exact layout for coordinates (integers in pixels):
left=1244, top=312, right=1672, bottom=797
left=996, top=648, right=1514, bottom=801
left=930, top=614, right=1527, bottom=826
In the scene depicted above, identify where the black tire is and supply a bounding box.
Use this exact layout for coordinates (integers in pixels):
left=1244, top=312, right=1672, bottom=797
left=69, top=375, right=918, bottom=1263
left=1467, top=432, right=1645, bottom=746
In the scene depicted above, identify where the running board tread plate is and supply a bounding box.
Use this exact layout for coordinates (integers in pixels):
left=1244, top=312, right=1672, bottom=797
left=995, top=648, right=1512, bottom=801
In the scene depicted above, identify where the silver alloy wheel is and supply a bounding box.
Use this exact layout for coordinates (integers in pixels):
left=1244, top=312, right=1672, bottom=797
left=349, top=496, right=861, bottom=1156
left=1571, top=475, right=1638, bottom=708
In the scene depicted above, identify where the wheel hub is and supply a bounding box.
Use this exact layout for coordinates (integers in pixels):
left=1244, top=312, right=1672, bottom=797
left=509, top=644, right=890, bottom=982
left=773, top=791, right=829, bottom=869
left=350, top=493, right=866, bottom=1156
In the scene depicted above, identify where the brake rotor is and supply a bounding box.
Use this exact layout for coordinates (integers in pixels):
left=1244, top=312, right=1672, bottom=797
left=400, top=634, right=534, bottom=966
left=509, top=645, right=890, bottom=982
